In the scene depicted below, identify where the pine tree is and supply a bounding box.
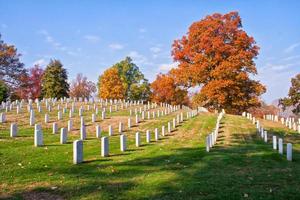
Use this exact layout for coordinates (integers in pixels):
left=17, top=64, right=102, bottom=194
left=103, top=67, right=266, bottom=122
left=41, top=59, right=69, bottom=98
left=0, top=80, right=9, bottom=102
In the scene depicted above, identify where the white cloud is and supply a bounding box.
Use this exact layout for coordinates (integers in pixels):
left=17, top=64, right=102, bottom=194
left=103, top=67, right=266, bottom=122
left=128, top=51, right=150, bottom=65
left=67, top=51, right=78, bottom=56
left=46, top=35, right=54, bottom=43
left=282, top=55, right=300, bottom=61
left=150, top=47, right=161, bottom=53
left=139, top=28, right=147, bottom=33
left=261, top=60, right=300, bottom=72
left=159, top=62, right=178, bottom=71
left=37, top=29, right=67, bottom=51
left=37, top=29, right=48, bottom=35
left=152, top=54, right=158, bottom=59
left=284, top=42, right=300, bottom=53
left=33, top=59, right=47, bottom=66
left=83, top=35, right=100, bottom=43
left=109, top=43, right=124, bottom=50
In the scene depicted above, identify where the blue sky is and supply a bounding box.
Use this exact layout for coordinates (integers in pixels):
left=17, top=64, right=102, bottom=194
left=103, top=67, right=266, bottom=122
left=0, top=0, right=299, bottom=103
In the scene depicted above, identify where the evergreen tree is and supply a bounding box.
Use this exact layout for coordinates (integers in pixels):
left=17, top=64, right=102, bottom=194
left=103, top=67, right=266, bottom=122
left=42, top=59, right=69, bottom=98
left=0, top=80, right=9, bottom=102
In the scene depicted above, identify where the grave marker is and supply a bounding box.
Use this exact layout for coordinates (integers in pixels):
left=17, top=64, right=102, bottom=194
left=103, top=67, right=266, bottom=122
left=73, top=140, right=83, bottom=164
left=101, top=137, right=109, bottom=157
left=120, top=135, right=126, bottom=151
left=60, top=128, right=67, bottom=144
left=10, top=123, right=18, bottom=137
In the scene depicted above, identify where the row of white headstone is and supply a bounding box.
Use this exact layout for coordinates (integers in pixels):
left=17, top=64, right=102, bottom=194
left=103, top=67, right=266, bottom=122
left=73, top=109, right=200, bottom=164
left=7, top=104, right=197, bottom=144
left=4, top=104, right=183, bottom=139
left=263, top=114, right=300, bottom=133
left=1, top=97, right=142, bottom=110
left=0, top=100, right=182, bottom=129
left=1, top=99, right=154, bottom=117
left=1, top=97, right=184, bottom=115
left=243, top=112, right=293, bottom=161
left=206, top=111, right=225, bottom=152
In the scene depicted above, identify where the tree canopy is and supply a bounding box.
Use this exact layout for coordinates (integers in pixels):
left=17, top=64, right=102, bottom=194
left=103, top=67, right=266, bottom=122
left=15, top=65, right=44, bottom=99
left=98, top=67, right=125, bottom=99
left=41, top=59, right=69, bottom=98
left=112, top=57, right=151, bottom=101
left=0, top=34, right=26, bottom=89
left=279, top=73, right=300, bottom=115
left=97, top=57, right=151, bottom=101
left=151, top=73, right=189, bottom=105
left=69, top=73, right=96, bottom=99
left=171, top=11, right=266, bottom=114
left=0, top=80, right=9, bottom=102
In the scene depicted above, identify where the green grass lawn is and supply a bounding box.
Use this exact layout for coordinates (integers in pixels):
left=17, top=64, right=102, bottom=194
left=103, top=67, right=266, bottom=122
left=1, top=112, right=300, bottom=200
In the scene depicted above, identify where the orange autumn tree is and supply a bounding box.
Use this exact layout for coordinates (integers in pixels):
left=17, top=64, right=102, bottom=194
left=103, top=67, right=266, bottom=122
left=151, top=73, right=189, bottom=105
left=98, top=67, right=125, bottom=99
left=171, top=11, right=266, bottom=114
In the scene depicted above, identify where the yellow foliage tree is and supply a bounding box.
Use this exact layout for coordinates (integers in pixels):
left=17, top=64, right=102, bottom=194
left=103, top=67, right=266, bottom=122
left=98, top=67, right=125, bottom=99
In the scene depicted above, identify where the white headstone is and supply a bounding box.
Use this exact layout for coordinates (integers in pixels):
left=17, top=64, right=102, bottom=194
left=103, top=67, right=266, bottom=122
left=273, top=135, right=277, bottom=150
left=155, top=128, right=159, bottom=141
left=96, top=125, right=101, bottom=138
left=53, top=122, right=58, bottom=134
left=206, top=136, right=210, bottom=152
left=135, top=132, right=140, bottom=147
left=173, top=118, right=176, bottom=129
left=60, top=128, right=67, bottom=144
left=287, top=143, right=292, bottom=161
left=58, top=111, right=62, bottom=120
left=209, top=134, right=213, bottom=147
left=73, top=140, right=83, bottom=164
left=120, top=135, right=126, bottom=151
left=80, top=125, right=86, bottom=140
left=68, top=120, right=73, bottom=132
left=101, top=111, right=105, bottom=120
left=278, top=138, right=283, bottom=154
left=161, top=125, right=165, bottom=136
left=44, top=114, right=49, bottom=123
left=108, top=125, right=113, bottom=136
left=101, top=137, right=109, bottom=157
left=146, top=130, right=151, bottom=143
left=10, top=123, right=18, bottom=137
left=29, top=110, right=35, bottom=126
left=264, top=131, right=268, bottom=142
left=69, top=110, right=73, bottom=118
left=119, top=122, right=123, bottom=133
left=168, top=122, right=171, bottom=133
left=92, top=113, right=96, bottom=123
left=34, top=129, right=43, bottom=147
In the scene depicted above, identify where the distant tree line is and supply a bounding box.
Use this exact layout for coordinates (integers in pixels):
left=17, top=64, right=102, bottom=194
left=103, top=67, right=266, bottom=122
left=0, top=34, right=96, bottom=101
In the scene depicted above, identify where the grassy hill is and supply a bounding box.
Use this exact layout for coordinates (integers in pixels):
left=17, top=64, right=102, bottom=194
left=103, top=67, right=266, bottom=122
left=0, top=110, right=299, bottom=200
